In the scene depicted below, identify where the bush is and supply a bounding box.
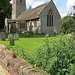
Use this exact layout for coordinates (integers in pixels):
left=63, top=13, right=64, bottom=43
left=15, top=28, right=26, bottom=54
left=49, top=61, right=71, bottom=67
left=26, top=32, right=29, bottom=37
left=25, top=31, right=34, bottom=37
left=52, top=32, right=57, bottom=36
left=71, top=32, right=75, bottom=40
left=36, top=35, right=75, bottom=75
left=29, top=31, right=33, bottom=36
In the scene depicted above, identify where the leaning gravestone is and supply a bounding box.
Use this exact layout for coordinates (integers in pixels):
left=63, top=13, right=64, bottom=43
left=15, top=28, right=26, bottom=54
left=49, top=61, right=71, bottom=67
left=8, top=34, right=13, bottom=40
left=0, top=32, right=6, bottom=41
left=14, top=33, right=19, bottom=40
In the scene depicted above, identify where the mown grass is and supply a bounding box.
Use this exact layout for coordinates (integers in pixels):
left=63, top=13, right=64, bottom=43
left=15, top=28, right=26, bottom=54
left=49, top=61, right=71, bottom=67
left=0, top=33, right=68, bottom=59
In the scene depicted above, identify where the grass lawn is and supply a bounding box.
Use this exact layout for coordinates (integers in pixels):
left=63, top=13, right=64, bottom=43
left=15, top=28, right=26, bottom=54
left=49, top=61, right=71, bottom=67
left=0, top=33, right=68, bottom=59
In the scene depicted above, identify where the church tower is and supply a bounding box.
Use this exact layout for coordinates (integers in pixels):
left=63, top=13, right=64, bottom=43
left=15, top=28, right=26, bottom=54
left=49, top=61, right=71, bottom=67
left=12, top=0, right=26, bottom=19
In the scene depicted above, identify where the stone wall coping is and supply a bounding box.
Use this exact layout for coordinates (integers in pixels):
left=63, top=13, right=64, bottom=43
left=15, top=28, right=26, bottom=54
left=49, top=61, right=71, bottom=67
left=0, top=45, right=48, bottom=75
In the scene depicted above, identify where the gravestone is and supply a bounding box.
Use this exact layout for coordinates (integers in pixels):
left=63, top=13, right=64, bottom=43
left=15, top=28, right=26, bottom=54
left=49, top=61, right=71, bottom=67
left=14, top=33, right=19, bottom=40
left=9, top=39, right=14, bottom=46
left=8, top=34, right=13, bottom=40
left=0, top=32, right=6, bottom=41
left=12, top=24, right=16, bottom=33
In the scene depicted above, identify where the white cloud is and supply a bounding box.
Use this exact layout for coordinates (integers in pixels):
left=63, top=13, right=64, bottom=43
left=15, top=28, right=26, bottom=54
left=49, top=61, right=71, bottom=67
left=11, top=0, right=58, bottom=8
left=67, top=0, right=75, bottom=12
left=26, top=0, right=45, bottom=8
left=11, top=0, right=46, bottom=8
left=61, top=0, right=75, bottom=18
left=61, top=13, right=67, bottom=18
left=10, top=0, right=12, bottom=3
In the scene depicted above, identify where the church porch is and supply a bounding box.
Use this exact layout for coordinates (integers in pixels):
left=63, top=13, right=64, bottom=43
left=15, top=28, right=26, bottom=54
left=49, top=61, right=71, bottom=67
left=5, top=18, right=26, bottom=33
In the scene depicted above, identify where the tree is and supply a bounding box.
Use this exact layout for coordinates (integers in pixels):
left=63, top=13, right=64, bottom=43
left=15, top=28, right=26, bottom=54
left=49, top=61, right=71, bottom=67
left=61, top=16, right=75, bottom=33
left=0, top=0, right=12, bottom=29
left=61, top=5, right=75, bottom=34
left=27, top=6, right=32, bottom=10
left=72, top=6, right=75, bottom=20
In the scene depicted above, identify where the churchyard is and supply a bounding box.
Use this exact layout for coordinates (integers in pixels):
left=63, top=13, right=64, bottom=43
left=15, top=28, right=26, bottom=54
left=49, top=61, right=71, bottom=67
left=0, top=0, right=75, bottom=74
left=0, top=32, right=67, bottom=58
left=0, top=32, right=75, bottom=74
left=0, top=32, right=70, bottom=60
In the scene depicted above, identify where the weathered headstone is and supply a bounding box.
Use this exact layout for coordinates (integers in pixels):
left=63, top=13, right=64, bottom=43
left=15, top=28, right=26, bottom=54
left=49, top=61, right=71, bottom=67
left=9, top=39, right=14, bottom=46
left=8, top=34, right=13, bottom=40
left=0, top=32, right=6, bottom=41
left=12, top=24, right=16, bottom=33
left=14, top=33, right=19, bottom=40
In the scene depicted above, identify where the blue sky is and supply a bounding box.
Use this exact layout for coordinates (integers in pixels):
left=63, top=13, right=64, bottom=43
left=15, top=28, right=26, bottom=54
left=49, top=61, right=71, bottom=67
left=11, top=0, right=75, bottom=17
left=26, top=0, right=75, bottom=17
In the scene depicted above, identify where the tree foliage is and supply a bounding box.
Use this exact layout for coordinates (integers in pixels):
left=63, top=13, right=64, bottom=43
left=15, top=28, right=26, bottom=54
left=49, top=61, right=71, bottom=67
left=61, top=5, right=75, bottom=34
left=61, top=16, right=75, bottom=33
left=0, top=0, right=12, bottom=29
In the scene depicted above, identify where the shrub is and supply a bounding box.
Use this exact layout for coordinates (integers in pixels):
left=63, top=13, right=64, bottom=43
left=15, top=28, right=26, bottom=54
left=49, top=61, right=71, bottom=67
left=26, top=32, right=29, bottom=37
left=52, top=32, right=57, bottom=36
left=71, top=32, right=75, bottom=40
left=36, top=35, right=75, bottom=75
left=29, top=31, right=33, bottom=36
left=25, top=31, right=34, bottom=37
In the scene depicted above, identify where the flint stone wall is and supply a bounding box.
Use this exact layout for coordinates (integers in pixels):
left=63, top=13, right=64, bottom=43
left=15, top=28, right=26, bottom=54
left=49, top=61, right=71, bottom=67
left=0, top=45, right=48, bottom=75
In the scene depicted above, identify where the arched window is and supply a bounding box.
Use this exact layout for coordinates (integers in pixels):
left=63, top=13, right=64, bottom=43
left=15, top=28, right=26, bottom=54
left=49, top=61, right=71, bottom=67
left=20, top=0, right=22, bottom=3
left=47, top=9, right=53, bottom=27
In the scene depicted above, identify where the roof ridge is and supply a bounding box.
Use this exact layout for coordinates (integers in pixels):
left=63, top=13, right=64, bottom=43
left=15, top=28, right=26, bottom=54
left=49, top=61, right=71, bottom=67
left=16, top=1, right=50, bottom=20
left=21, top=2, right=48, bottom=14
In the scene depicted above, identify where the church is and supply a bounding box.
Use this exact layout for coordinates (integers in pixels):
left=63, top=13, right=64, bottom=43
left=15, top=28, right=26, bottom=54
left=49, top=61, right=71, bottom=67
left=5, top=0, right=61, bottom=34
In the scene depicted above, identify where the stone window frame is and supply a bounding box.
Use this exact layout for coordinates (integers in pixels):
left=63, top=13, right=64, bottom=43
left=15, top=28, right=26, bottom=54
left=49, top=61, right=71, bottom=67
left=47, top=9, right=54, bottom=27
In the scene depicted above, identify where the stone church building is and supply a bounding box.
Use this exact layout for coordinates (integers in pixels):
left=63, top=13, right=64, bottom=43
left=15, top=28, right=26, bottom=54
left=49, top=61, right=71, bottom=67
left=5, top=0, right=61, bottom=34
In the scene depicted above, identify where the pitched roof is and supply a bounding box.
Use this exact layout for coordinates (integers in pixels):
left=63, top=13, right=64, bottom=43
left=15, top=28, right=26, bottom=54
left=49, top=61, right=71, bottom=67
left=16, top=2, right=48, bottom=21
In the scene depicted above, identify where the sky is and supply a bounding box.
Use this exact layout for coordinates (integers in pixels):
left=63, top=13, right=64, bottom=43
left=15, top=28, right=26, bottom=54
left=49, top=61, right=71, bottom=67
left=11, top=0, right=75, bottom=18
